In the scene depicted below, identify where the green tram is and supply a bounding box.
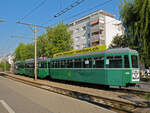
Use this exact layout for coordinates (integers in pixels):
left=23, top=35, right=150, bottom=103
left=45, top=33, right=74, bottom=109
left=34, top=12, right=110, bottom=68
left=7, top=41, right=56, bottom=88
left=14, top=48, right=140, bottom=87
left=49, top=48, right=140, bottom=87
left=14, top=61, right=25, bottom=74
left=24, top=59, right=50, bottom=79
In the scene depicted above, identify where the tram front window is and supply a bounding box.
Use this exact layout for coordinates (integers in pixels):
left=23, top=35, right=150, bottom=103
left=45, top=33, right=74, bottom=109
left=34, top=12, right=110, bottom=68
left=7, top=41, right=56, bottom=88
left=131, top=55, right=138, bottom=68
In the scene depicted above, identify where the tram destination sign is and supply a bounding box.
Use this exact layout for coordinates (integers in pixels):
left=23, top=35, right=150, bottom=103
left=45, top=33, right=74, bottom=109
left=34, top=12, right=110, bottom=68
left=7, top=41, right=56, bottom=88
left=53, top=45, right=106, bottom=58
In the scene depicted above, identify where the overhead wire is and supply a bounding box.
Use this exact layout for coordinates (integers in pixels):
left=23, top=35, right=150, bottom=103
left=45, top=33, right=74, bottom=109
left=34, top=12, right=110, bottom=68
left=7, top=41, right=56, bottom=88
left=18, top=0, right=47, bottom=21
left=61, top=0, right=113, bottom=22
left=54, top=0, right=85, bottom=18
left=48, top=0, right=113, bottom=26
left=41, top=0, right=85, bottom=26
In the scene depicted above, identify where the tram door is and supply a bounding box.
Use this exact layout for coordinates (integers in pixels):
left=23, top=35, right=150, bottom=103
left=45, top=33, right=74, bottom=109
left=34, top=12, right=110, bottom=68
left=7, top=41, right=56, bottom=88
left=106, top=56, right=123, bottom=86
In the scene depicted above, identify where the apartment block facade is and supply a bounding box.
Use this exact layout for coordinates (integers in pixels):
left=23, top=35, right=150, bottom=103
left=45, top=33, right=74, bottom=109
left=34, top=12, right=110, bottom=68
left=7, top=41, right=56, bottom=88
left=68, top=10, right=124, bottom=50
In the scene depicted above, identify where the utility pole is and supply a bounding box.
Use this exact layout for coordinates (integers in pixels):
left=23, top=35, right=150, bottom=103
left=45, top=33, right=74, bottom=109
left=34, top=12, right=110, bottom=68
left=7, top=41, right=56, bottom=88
left=0, top=20, right=6, bottom=72
left=34, top=25, right=37, bottom=80
left=4, top=60, right=6, bottom=72
left=16, top=21, right=47, bottom=80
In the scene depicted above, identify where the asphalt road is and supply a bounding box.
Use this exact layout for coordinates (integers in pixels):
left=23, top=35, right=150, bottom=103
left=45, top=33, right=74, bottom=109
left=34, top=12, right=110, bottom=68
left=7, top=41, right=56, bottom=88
left=0, top=74, right=115, bottom=113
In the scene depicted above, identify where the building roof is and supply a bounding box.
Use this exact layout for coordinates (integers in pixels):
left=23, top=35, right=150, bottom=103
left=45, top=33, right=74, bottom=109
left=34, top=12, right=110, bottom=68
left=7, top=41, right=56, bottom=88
left=68, top=9, right=115, bottom=26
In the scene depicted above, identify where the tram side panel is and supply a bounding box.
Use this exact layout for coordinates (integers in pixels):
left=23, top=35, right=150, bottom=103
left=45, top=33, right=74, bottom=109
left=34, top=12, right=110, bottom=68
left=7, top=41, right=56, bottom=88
left=37, top=61, right=49, bottom=78
left=49, top=56, right=108, bottom=86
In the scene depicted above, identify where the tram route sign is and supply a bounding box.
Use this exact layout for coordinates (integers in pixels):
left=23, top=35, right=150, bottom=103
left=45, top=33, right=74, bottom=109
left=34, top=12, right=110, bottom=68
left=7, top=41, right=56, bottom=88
left=53, top=45, right=106, bottom=58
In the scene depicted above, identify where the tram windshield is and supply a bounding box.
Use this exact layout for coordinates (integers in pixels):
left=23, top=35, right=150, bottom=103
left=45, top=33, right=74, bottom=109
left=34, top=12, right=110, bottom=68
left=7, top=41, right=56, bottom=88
left=131, top=55, right=139, bottom=68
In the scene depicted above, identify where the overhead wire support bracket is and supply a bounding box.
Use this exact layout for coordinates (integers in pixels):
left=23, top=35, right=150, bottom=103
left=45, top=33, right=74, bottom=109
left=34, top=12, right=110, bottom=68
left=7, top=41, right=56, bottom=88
left=16, top=21, right=47, bottom=81
left=16, top=21, right=48, bottom=29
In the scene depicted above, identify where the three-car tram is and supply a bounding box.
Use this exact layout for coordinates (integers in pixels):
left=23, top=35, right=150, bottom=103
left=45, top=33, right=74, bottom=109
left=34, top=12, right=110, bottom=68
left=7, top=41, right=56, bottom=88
left=14, top=48, right=140, bottom=87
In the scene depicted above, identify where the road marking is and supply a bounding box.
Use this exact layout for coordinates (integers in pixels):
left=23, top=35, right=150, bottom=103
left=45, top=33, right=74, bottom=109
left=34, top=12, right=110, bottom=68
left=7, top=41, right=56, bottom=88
left=0, top=100, right=15, bottom=113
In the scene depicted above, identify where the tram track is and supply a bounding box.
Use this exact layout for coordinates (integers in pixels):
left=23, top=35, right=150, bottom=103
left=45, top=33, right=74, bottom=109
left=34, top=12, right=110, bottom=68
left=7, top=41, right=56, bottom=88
left=109, top=87, right=150, bottom=97
left=1, top=72, right=149, bottom=113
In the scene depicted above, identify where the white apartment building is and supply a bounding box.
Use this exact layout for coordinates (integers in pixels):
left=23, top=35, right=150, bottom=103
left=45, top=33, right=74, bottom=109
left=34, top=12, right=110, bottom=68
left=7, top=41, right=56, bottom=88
left=68, top=10, right=124, bottom=50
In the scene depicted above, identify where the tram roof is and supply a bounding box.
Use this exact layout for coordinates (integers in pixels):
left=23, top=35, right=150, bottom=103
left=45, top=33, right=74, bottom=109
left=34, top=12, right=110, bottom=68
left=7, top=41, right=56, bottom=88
left=15, top=61, right=25, bottom=64
left=52, top=48, right=138, bottom=60
left=25, top=58, right=51, bottom=63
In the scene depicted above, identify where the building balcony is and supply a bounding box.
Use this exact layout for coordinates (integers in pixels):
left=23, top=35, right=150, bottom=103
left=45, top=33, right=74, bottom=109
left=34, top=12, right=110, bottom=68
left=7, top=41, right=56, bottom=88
left=90, top=24, right=99, bottom=30
left=91, top=40, right=99, bottom=46
left=91, top=35, right=99, bottom=41
left=90, top=19, right=99, bottom=25
left=90, top=24, right=104, bottom=34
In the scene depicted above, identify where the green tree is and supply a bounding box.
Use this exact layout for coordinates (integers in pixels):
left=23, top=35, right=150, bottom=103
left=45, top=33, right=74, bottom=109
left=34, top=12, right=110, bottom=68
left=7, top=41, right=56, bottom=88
left=26, top=43, right=34, bottom=59
left=46, top=22, right=73, bottom=55
left=14, top=43, right=34, bottom=61
left=37, top=22, right=73, bottom=57
left=0, top=61, right=10, bottom=71
left=120, top=0, right=150, bottom=67
left=109, top=35, right=126, bottom=48
left=37, top=34, right=50, bottom=57
left=14, top=22, right=73, bottom=61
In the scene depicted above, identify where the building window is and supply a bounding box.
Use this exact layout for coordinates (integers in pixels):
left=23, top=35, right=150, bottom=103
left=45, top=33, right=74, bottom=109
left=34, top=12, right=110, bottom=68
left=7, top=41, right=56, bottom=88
left=100, top=39, right=105, bottom=45
left=82, top=26, right=86, bottom=30
left=75, top=28, right=79, bottom=33
left=74, top=37, right=80, bottom=41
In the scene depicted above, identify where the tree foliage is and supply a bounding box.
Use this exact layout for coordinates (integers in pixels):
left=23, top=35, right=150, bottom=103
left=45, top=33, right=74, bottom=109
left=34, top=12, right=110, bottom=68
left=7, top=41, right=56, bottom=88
left=109, top=35, right=127, bottom=48
left=14, top=43, right=34, bottom=61
left=119, top=0, right=150, bottom=67
left=46, top=22, right=73, bottom=56
left=14, top=22, right=73, bottom=61
left=0, top=61, right=10, bottom=71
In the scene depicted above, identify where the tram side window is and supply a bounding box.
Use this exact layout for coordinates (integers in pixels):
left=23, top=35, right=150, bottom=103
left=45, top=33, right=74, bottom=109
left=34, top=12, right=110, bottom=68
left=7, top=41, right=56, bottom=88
left=55, top=61, right=60, bottom=68
left=31, top=63, right=34, bottom=68
left=26, top=64, right=29, bottom=68
left=131, top=55, right=138, bottom=68
left=44, top=63, right=47, bottom=68
left=66, top=60, right=73, bottom=68
left=106, top=56, right=122, bottom=68
left=39, top=63, right=44, bottom=68
left=18, top=64, right=24, bottom=68
left=41, top=63, right=44, bottom=68
left=74, top=59, right=81, bottom=68
left=51, top=61, right=55, bottom=68
left=124, top=55, right=130, bottom=68
left=28, top=63, right=34, bottom=68
left=61, top=60, right=66, bottom=68
left=53, top=62, right=56, bottom=68
left=48, top=62, right=51, bottom=68
left=38, top=63, right=41, bottom=68
left=41, top=63, right=47, bottom=68
left=25, top=64, right=28, bottom=68
left=84, top=58, right=92, bottom=68
left=93, top=57, right=104, bottom=68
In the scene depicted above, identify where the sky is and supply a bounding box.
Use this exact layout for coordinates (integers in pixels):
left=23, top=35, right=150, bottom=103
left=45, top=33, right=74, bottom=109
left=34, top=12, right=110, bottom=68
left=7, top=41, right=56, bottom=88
left=0, top=0, right=121, bottom=56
